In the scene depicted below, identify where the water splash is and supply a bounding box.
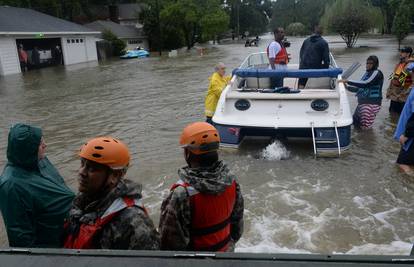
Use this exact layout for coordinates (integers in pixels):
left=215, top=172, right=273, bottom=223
left=261, top=140, right=290, bottom=160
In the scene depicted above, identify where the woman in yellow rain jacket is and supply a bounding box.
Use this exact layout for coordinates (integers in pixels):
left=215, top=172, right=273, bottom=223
left=205, top=62, right=231, bottom=124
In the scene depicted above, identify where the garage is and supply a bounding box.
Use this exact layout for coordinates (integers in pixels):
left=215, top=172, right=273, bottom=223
left=0, top=6, right=100, bottom=76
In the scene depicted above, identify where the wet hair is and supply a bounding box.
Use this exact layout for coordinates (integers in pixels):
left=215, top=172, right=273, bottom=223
left=188, top=151, right=219, bottom=168
left=214, top=62, right=225, bottom=72
left=314, top=25, right=323, bottom=35
left=367, top=55, right=379, bottom=70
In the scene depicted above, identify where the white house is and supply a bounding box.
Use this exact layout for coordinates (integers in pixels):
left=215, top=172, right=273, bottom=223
left=0, top=6, right=101, bottom=76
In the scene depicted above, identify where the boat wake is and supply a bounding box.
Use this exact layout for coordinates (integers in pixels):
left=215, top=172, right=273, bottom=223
left=261, top=140, right=290, bottom=160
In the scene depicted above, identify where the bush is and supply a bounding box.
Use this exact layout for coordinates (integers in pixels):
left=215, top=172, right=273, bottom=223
left=286, top=22, right=307, bottom=36
left=102, top=29, right=127, bottom=56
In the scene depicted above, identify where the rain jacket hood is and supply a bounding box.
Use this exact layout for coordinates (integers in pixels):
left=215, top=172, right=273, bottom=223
left=7, top=123, right=42, bottom=170
left=178, top=161, right=235, bottom=194
left=0, top=123, right=74, bottom=248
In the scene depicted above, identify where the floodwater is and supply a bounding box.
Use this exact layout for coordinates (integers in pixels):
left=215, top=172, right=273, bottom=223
left=0, top=33, right=414, bottom=254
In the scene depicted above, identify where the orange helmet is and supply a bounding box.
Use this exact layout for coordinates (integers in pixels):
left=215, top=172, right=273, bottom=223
left=79, top=137, right=130, bottom=169
left=179, top=122, right=220, bottom=155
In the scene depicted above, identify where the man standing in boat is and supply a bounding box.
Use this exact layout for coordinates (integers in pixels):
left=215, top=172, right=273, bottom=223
left=298, top=25, right=330, bottom=89
left=63, top=137, right=160, bottom=250
left=159, top=122, right=244, bottom=251
left=386, top=46, right=413, bottom=114
left=267, top=27, right=289, bottom=88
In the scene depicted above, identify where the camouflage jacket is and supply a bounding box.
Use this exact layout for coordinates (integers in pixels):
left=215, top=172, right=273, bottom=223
left=66, top=179, right=160, bottom=250
left=159, top=161, right=244, bottom=251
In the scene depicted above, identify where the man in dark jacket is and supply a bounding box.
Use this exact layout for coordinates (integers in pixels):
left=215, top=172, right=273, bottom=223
left=298, top=25, right=330, bottom=88
left=159, top=122, right=244, bottom=252
left=0, top=123, right=74, bottom=247
left=63, top=137, right=159, bottom=250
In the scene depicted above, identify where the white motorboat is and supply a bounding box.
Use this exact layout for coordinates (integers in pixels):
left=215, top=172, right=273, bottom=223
left=212, top=52, right=353, bottom=157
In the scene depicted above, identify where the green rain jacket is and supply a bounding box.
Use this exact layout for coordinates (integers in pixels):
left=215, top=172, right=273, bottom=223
left=0, top=123, right=75, bottom=248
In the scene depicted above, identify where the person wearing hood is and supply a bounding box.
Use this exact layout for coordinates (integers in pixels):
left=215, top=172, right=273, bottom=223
left=159, top=122, right=244, bottom=251
left=205, top=63, right=231, bottom=124
left=339, top=55, right=384, bottom=129
left=298, top=25, right=330, bottom=89
left=394, top=63, right=414, bottom=175
left=386, top=46, right=413, bottom=114
left=0, top=123, right=74, bottom=247
left=63, top=137, right=159, bottom=250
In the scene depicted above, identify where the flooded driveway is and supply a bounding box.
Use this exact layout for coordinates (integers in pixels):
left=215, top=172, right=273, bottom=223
left=0, top=34, right=413, bottom=254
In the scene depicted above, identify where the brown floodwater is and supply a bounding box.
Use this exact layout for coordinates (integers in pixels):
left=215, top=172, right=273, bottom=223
left=0, top=34, right=414, bottom=254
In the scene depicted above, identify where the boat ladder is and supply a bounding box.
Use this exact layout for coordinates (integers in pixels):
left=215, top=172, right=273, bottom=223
left=310, top=121, right=341, bottom=158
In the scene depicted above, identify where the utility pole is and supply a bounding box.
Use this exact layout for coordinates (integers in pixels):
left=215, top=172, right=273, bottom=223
left=236, top=0, right=240, bottom=40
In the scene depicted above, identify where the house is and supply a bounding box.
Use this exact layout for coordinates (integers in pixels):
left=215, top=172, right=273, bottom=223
left=111, top=3, right=143, bottom=28
left=0, top=6, right=100, bottom=76
left=85, top=20, right=148, bottom=50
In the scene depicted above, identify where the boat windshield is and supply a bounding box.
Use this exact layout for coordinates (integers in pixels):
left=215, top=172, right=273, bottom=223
left=239, top=52, right=338, bottom=69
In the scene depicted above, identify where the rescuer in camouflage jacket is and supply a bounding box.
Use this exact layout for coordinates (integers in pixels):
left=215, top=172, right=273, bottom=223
left=64, top=137, right=160, bottom=250
left=159, top=122, right=244, bottom=251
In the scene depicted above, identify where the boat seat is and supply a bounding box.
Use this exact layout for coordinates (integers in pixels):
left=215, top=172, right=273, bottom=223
left=304, top=77, right=335, bottom=89
left=245, top=77, right=271, bottom=89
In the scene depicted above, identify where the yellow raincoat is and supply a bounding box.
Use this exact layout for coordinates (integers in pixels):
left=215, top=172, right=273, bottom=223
left=204, top=72, right=231, bottom=117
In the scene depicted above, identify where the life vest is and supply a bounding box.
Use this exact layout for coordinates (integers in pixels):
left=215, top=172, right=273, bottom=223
left=171, top=179, right=237, bottom=252
left=266, top=42, right=289, bottom=65
left=63, top=197, right=146, bottom=249
left=390, top=62, right=413, bottom=88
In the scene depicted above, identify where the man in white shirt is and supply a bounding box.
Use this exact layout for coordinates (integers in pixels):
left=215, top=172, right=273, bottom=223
left=267, top=28, right=289, bottom=88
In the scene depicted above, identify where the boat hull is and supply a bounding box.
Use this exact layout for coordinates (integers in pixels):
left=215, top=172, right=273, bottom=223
left=214, top=123, right=352, bottom=153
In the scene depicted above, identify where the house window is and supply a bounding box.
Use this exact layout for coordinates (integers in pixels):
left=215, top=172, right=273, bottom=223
left=80, top=39, right=84, bottom=43
left=71, top=39, right=75, bottom=43
left=76, top=39, right=79, bottom=43
left=67, top=39, right=70, bottom=44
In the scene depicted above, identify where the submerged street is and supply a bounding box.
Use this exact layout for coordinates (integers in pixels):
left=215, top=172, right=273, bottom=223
left=0, top=33, right=413, bottom=254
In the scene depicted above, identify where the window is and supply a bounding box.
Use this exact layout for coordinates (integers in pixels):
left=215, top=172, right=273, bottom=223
left=67, top=39, right=70, bottom=44
left=80, top=39, right=84, bottom=43
left=71, top=39, right=75, bottom=43
left=76, top=39, right=79, bottom=43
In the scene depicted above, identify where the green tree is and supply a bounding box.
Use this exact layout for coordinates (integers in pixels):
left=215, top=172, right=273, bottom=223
left=200, top=8, right=229, bottom=43
left=320, top=0, right=383, bottom=48
left=270, top=0, right=334, bottom=32
left=229, top=0, right=269, bottom=38
left=160, top=0, right=198, bottom=49
left=102, top=29, right=126, bottom=56
left=391, top=0, right=413, bottom=49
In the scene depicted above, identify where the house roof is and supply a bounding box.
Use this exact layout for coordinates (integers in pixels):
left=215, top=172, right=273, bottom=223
left=85, top=20, right=144, bottom=39
left=118, top=4, right=142, bottom=21
left=0, top=6, right=99, bottom=34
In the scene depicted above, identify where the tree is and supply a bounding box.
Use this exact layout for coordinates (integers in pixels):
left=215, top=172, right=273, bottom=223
left=200, top=8, right=229, bottom=43
left=160, top=0, right=198, bottom=50
left=320, top=0, right=382, bottom=48
left=102, top=29, right=126, bottom=56
left=229, top=0, right=269, bottom=38
left=270, top=0, right=333, bottom=33
left=391, top=0, right=413, bottom=49
left=286, top=22, right=307, bottom=36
